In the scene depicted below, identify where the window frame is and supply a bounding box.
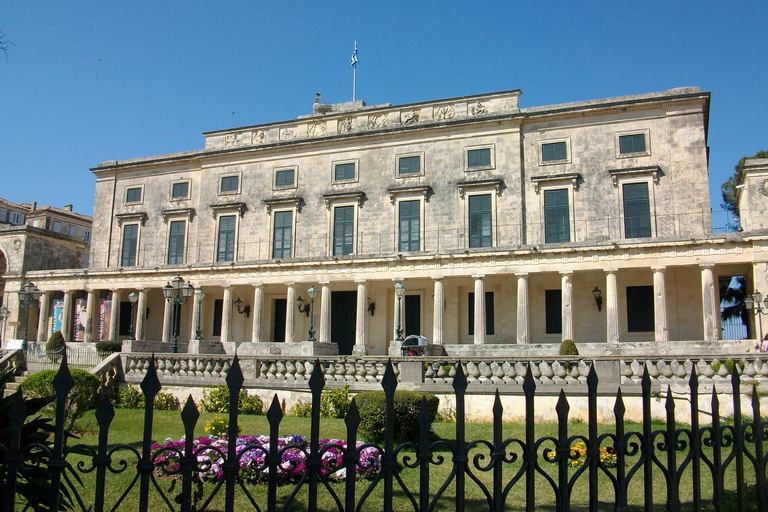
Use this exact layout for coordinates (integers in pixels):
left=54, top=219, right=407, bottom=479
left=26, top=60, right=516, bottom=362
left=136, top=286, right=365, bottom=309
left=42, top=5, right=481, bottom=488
left=468, top=193, right=494, bottom=248
left=397, top=198, right=422, bottom=253
left=332, top=204, right=356, bottom=256
left=166, top=219, right=187, bottom=265
left=8, top=211, right=23, bottom=225
left=120, top=223, right=140, bottom=267
left=539, top=138, right=571, bottom=165
left=465, top=144, right=495, bottom=171
left=332, top=159, right=359, bottom=183
left=170, top=180, right=191, bottom=201
left=271, top=209, right=295, bottom=259
left=615, top=129, right=651, bottom=158
left=541, top=186, right=573, bottom=244
left=218, top=173, right=242, bottom=196
left=52, top=221, right=62, bottom=233
left=622, top=182, right=653, bottom=239
left=69, top=225, right=77, bottom=237
left=273, top=166, right=298, bottom=190
left=125, top=186, right=144, bottom=205
left=215, top=214, right=239, bottom=263
left=396, top=152, right=425, bottom=178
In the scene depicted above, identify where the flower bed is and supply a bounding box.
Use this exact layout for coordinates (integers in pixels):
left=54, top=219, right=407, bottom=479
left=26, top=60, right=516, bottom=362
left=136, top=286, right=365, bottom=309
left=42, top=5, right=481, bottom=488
left=151, top=434, right=382, bottom=484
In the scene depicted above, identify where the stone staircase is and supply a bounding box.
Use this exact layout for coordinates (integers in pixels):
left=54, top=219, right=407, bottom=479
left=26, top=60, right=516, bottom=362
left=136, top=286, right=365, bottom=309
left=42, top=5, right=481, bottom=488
left=3, top=373, right=28, bottom=394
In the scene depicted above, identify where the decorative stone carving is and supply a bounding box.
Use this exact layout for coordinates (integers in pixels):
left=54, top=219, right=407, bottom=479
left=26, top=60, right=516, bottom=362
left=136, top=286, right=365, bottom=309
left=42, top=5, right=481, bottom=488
left=338, top=118, right=353, bottom=133
left=367, top=114, right=389, bottom=129
left=251, top=130, right=267, bottom=145
left=280, top=128, right=296, bottom=141
left=401, top=110, right=420, bottom=125
left=761, top=179, right=768, bottom=197
left=470, top=101, right=487, bottom=116
left=224, top=133, right=242, bottom=148
left=307, top=122, right=326, bottom=137
left=433, top=105, right=455, bottom=120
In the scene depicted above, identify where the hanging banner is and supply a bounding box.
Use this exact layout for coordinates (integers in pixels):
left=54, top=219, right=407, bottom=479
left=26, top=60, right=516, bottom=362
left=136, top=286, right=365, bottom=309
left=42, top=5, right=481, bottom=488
left=98, top=296, right=112, bottom=341
left=51, top=299, right=63, bottom=334
left=73, top=298, right=87, bottom=341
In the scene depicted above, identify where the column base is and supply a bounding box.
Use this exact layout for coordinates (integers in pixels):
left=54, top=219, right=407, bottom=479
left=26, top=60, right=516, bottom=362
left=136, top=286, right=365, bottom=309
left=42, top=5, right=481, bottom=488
left=351, top=345, right=368, bottom=356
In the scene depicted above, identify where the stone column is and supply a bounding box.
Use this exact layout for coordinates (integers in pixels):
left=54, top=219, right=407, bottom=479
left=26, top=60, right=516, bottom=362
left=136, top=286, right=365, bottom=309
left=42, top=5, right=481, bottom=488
left=162, top=295, right=173, bottom=343
left=473, top=275, right=486, bottom=345
left=251, top=285, right=263, bottom=343
left=37, top=292, right=51, bottom=342
left=190, top=288, right=202, bottom=343
left=701, top=264, right=718, bottom=342
left=107, top=290, right=120, bottom=341
left=61, top=291, right=74, bottom=342
left=561, top=272, right=573, bottom=341
left=516, top=273, right=529, bottom=344
left=606, top=271, right=619, bottom=343
left=354, top=281, right=368, bottom=354
left=392, top=283, right=404, bottom=340
left=319, top=282, right=331, bottom=343
left=285, top=284, right=296, bottom=343
left=85, top=289, right=98, bottom=342
left=135, top=289, right=147, bottom=341
left=221, top=287, right=233, bottom=343
left=432, top=277, right=444, bottom=345
left=652, top=267, right=669, bottom=342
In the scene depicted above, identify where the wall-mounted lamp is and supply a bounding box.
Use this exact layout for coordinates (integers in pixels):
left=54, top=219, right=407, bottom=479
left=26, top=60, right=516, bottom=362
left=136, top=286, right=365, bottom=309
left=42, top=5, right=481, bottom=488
left=367, top=297, right=375, bottom=316
left=296, top=296, right=311, bottom=317
left=592, top=286, right=603, bottom=312
left=234, top=298, right=250, bottom=318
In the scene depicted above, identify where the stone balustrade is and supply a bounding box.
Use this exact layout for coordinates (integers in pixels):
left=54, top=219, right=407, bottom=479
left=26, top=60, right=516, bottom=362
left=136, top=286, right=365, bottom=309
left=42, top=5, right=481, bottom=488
left=121, top=353, right=768, bottom=393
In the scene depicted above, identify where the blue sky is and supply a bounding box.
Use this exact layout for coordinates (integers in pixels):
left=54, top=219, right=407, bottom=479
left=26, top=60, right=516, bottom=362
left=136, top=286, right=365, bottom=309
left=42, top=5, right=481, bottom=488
left=1, top=1, right=766, bottom=227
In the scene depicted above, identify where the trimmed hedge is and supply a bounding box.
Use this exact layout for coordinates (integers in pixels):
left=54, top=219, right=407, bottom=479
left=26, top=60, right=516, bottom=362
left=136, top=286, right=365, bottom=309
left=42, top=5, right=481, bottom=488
left=95, top=340, right=122, bottom=356
left=355, top=390, right=439, bottom=444
left=20, top=369, right=101, bottom=434
left=46, top=331, right=66, bottom=352
left=559, top=339, right=579, bottom=356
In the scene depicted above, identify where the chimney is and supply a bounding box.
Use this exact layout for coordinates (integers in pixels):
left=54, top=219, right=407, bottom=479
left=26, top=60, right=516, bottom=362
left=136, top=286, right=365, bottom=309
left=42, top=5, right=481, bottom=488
left=64, top=204, right=73, bottom=212
left=31, top=201, right=37, bottom=212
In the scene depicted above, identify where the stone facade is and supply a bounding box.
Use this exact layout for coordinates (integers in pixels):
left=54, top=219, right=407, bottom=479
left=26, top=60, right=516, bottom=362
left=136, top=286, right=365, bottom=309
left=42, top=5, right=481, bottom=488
left=3, top=87, right=768, bottom=355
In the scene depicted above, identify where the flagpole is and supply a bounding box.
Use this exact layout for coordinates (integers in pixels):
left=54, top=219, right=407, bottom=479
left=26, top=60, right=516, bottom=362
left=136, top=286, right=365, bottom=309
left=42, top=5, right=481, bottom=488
left=352, top=41, right=357, bottom=101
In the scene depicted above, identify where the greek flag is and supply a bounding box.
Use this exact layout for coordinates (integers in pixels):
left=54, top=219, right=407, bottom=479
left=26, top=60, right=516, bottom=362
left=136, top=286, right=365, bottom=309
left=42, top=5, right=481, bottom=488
left=350, top=47, right=358, bottom=67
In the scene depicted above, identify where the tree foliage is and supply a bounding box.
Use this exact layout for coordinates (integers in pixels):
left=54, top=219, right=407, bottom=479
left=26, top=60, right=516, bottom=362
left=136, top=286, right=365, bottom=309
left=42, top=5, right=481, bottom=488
left=721, top=150, right=768, bottom=216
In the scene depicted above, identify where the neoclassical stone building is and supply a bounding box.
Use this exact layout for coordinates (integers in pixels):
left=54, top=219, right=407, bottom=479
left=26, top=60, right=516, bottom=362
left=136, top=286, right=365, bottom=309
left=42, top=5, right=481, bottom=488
left=3, top=87, right=766, bottom=355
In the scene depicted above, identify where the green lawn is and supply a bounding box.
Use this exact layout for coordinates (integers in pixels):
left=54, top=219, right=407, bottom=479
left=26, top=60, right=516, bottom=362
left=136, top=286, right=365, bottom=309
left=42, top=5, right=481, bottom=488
left=49, top=409, right=760, bottom=511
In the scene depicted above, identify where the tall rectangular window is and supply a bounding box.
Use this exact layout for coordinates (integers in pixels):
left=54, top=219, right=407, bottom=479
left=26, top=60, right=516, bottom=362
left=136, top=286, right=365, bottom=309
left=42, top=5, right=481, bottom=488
left=334, top=163, right=356, bottom=181
left=468, top=148, right=491, bottom=168
left=623, top=182, right=651, bottom=238
left=220, top=175, right=239, bottom=193
left=121, top=224, right=138, bottom=267
left=273, top=211, right=293, bottom=259
left=9, top=212, right=23, bottom=224
left=542, top=142, right=567, bottom=162
left=167, top=220, right=186, bottom=264
left=171, top=182, right=189, bottom=199
left=468, top=291, right=495, bottom=335
left=627, top=285, right=654, bottom=332
left=275, top=169, right=295, bottom=187
left=217, top=215, right=236, bottom=262
left=126, top=187, right=142, bottom=203
left=545, top=289, right=562, bottom=334
left=469, top=194, right=492, bottom=248
left=69, top=225, right=77, bottom=236
left=333, top=206, right=354, bottom=256
left=398, top=200, right=420, bottom=252
left=398, top=156, right=421, bottom=175
left=544, top=189, right=570, bottom=243
left=212, top=299, right=223, bottom=336
left=53, top=222, right=62, bottom=233
left=619, top=134, right=647, bottom=154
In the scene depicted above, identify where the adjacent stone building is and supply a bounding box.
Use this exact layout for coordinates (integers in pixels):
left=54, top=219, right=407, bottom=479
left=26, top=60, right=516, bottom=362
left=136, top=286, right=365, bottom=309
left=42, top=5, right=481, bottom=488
left=2, top=87, right=765, bottom=355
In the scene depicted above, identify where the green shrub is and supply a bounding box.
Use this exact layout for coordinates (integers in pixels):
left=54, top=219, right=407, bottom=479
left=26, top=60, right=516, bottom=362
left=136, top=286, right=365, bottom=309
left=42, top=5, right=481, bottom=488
left=204, top=414, right=242, bottom=437
left=291, top=385, right=350, bottom=419
left=46, top=330, right=66, bottom=352
left=711, top=359, right=746, bottom=375
left=20, top=368, right=101, bottom=437
left=559, top=339, right=579, bottom=356
left=293, top=400, right=311, bottom=417
left=115, top=385, right=145, bottom=409
left=355, top=390, right=439, bottom=444
left=199, top=385, right=263, bottom=415
left=95, top=340, right=122, bottom=356
left=154, top=391, right=179, bottom=411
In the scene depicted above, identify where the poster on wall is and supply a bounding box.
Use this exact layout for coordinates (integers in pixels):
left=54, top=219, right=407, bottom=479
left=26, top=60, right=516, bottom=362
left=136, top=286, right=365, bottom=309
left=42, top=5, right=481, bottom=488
left=51, top=299, right=63, bottom=335
left=73, top=298, right=87, bottom=341
left=98, top=296, right=112, bottom=341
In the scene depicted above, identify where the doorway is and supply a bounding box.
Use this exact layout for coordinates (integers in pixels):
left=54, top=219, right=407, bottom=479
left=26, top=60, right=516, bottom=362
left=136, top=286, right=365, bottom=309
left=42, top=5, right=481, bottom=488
left=273, top=298, right=286, bottom=342
left=331, top=291, right=357, bottom=355
left=405, top=295, right=421, bottom=336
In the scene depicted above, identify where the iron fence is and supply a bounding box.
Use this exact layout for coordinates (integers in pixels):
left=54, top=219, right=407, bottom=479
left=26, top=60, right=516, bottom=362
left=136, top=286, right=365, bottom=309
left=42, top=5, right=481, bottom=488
left=1, top=354, right=767, bottom=511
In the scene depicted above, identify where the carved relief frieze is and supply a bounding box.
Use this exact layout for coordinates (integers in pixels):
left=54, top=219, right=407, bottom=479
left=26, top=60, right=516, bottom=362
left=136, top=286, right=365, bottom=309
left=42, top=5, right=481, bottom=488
left=433, top=105, right=455, bottom=120
left=251, top=130, right=267, bottom=145
left=307, top=122, right=327, bottom=137
left=338, top=117, right=353, bottom=133
left=367, top=113, right=389, bottom=129
left=280, top=127, right=296, bottom=141
left=470, top=101, right=488, bottom=116
left=224, top=133, right=242, bottom=148
left=401, top=110, right=419, bottom=125
left=760, top=179, right=768, bottom=197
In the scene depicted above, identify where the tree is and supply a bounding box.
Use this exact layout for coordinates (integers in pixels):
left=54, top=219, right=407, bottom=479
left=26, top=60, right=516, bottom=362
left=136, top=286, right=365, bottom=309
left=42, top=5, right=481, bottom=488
left=0, top=28, right=13, bottom=62
left=721, top=150, right=768, bottom=221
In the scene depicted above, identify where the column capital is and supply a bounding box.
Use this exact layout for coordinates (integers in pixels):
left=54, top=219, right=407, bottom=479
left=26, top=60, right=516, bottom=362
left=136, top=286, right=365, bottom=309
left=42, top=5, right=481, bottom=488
left=651, top=266, right=667, bottom=273
left=471, top=274, right=485, bottom=280
left=605, top=268, right=618, bottom=275
left=319, top=280, right=331, bottom=286
left=432, top=276, right=444, bottom=282
left=699, top=263, right=715, bottom=270
left=284, top=282, right=296, bottom=287
left=354, top=279, right=368, bottom=284
left=515, top=272, right=529, bottom=278
left=251, top=282, right=263, bottom=288
left=559, top=271, right=573, bottom=277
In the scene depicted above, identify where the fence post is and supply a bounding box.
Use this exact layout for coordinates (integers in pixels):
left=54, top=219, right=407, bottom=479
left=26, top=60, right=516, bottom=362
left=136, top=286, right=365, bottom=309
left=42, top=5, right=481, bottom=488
left=690, top=369, right=703, bottom=511
left=224, top=356, right=244, bottom=512
left=523, top=364, right=537, bottom=512
left=3, top=392, right=26, bottom=511
left=344, top=400, right=360, bottom=512
left=492, top=392, right=504, bottom=512
left=382, top=360, right=398, bottom=512
left=48, top=354, right=74, bottom=512
left=613, top=390, right=628, bottom=509
left=731, top=367, right=746, bottom=512
left=453, top=362, right=468, bottom=512
left=555, top=391, right=571, bottom=511
left=642, top=367, right=655, bottom=511
left=138, top=355, right=161, bottom=512
left=179, top=397, right=200, bottom=512
left=93, top=390, right=115, bottom=512
left=587, top=365, right=599, bottom=512
left=307, top=359, right=326, bottom=511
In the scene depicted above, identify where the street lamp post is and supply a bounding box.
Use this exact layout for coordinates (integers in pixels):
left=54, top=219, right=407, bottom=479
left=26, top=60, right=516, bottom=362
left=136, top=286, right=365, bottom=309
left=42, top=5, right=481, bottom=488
left=306, top=286, right=318, bottom=341
left=394, top=281, right=405, bottom=341
left=128, top=291, right=138, bottom=341
left=194, top=288, right=205, bottom=341
left=18, top=282, right=41, bottom=349
left=745, top=290, right=768, bottom=345
left=163, top=275, right=193, bottom=353
left=0, top=306, right=9, bottom=345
